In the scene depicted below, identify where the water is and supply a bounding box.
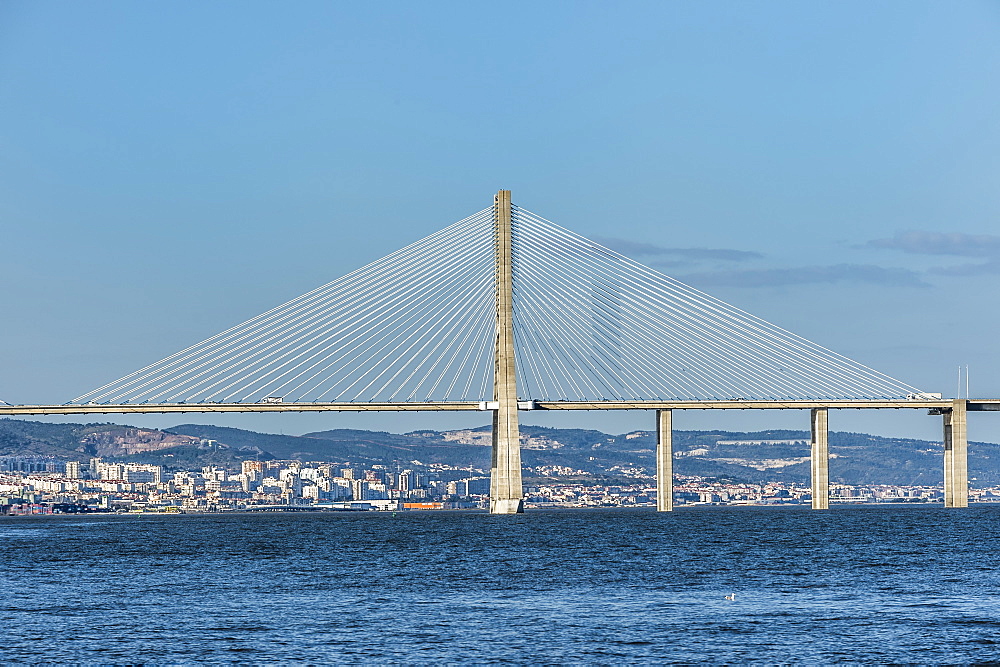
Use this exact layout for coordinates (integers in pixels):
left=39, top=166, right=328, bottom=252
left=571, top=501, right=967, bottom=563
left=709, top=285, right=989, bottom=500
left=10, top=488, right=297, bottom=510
left=3, top=506, right=1000, bottom=663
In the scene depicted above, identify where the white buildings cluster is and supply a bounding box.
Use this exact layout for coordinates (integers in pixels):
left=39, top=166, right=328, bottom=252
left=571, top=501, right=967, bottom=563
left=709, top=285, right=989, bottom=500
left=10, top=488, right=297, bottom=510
left=3, top=454, right=1000, bottom=513
left=0, top=456, right=495, bottom=512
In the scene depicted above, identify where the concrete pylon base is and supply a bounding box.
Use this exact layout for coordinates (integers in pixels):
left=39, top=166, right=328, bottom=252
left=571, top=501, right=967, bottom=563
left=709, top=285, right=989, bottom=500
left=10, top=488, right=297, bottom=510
left=944, top=399, right=968, bottom=508
left=490, top=498, right=524, bottom=514
left=810, top=408, right=830, bottom=510
left=656, top=409, right=673, bottom=512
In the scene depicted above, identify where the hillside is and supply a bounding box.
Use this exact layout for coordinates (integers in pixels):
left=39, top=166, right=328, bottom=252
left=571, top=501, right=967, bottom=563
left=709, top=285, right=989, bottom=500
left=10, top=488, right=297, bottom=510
left=0, top=419, right=201, bottom=459
left=3, top=418, right=1000, bottom=486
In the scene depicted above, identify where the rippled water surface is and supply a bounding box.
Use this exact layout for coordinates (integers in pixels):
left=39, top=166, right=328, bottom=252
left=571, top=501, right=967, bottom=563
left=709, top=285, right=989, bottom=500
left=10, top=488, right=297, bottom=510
left=3, top=506, right=1000, bottom=663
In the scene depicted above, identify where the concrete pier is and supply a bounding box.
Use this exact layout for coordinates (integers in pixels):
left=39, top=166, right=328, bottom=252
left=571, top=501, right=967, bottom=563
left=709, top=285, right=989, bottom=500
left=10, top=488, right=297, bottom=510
left=489, top=190, right=524, bottom=514
left=943, top=399, right=968, bottom=508
left=656, top=409, right=673, bottom=512
left=810, top=407, right=829, bottom=509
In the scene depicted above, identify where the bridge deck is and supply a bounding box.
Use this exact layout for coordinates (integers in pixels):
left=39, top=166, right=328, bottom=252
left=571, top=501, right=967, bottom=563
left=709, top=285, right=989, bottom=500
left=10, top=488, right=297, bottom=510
left=0, top=402, right=482, bottom=415
left=3, top=399, right=999, bottom=415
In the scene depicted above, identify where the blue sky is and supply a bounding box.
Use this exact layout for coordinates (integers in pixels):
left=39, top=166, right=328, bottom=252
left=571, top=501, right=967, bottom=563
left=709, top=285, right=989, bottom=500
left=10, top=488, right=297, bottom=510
left=1, top=1, right=999, bottom=440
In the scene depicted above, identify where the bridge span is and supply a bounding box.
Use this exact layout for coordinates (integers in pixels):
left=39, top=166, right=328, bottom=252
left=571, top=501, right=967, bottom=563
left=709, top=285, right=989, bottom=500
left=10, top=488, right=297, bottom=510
left=4, top=191, right=992, bottom=513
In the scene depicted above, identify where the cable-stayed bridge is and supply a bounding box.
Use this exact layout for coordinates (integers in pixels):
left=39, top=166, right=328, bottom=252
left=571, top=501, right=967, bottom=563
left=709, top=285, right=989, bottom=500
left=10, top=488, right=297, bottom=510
left=3, top=191, right=995, bottom=512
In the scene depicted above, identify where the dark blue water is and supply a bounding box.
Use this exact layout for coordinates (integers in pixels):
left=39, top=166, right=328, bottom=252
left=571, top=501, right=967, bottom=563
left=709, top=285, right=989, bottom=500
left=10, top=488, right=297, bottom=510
left=3, top=506, right=1000, bottom=663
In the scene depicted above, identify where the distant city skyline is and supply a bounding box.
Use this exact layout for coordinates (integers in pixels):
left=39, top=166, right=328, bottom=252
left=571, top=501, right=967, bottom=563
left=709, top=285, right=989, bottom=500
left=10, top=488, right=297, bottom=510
left=1, top=1, right=999, bottom=441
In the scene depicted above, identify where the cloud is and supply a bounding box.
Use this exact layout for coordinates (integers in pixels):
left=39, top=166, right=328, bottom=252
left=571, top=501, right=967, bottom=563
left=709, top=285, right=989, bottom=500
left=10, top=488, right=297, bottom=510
left=677, top=263, right=930, bottom=288
left=865, top=231, right=1000, bottom=278
left=866, top=231, right=1000, bottom=257
left=593, top=236, right=763, bottom=262
left=647, top=259, right=697, bottom=270
left=929, top=260, right=1000, bottom=277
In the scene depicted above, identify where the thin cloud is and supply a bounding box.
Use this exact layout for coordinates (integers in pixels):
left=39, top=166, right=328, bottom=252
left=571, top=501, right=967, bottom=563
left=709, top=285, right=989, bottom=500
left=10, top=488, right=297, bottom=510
left=678, top=264, right=930, bottom=288
left=593, top=236, right=763, bottom=262
left=648, top=259, right=697, bottom=270
left=929, top=260, right=1000, bottom=277
left=866, top=231, right=1000, bottom=257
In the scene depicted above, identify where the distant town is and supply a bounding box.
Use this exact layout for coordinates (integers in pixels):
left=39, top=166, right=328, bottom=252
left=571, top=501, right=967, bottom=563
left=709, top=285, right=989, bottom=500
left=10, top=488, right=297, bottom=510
left=3, top=417, right=1000, bottom=515
left=4, top=451, right=1000, bottom=515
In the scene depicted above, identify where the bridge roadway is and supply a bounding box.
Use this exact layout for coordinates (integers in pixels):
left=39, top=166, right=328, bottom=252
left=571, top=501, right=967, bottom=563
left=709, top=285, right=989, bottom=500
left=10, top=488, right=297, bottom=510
left=2, top=398, right=1000, bottom=415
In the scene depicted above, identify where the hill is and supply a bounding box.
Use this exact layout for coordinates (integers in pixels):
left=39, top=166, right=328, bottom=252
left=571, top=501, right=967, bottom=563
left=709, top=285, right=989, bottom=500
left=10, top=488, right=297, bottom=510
left=3, top=418, right=1000, bottom=486
left=0, top=419, right=201, bottom=459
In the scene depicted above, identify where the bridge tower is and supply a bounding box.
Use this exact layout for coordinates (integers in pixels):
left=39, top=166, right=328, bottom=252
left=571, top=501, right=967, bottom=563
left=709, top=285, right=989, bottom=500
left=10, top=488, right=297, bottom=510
left=490, top=190, right=524, bottom=514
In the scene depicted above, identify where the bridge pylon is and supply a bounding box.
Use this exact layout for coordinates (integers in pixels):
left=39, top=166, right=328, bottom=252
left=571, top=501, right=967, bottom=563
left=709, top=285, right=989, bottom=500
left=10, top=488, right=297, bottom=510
left=489, top=190, right=524, bottom=514
left=943, top=399, right=968, bottom=507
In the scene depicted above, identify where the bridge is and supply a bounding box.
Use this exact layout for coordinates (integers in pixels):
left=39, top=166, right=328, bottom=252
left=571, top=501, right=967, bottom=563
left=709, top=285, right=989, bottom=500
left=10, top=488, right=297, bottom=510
left=2, top=191, right=990, bottom=512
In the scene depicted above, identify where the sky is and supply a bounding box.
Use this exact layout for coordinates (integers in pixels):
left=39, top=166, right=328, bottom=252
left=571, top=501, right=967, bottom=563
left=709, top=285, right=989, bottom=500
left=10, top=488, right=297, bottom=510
left=1, top=1, right=999, bottom=441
